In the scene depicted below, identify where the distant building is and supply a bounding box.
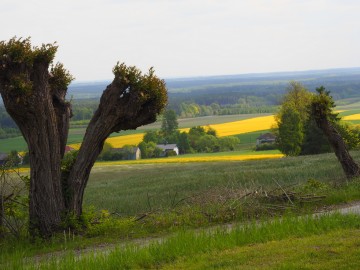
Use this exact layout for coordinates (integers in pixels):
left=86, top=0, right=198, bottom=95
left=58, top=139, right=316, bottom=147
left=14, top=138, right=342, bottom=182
left=0, top=152, right=8, bottom=165
left=0, top=152, right=23, bottom=166
left=65, top=146, right=75, bottom=154
left=156, top=144, right=179, bottom=156
left=256, top=133, right=276, bottom=146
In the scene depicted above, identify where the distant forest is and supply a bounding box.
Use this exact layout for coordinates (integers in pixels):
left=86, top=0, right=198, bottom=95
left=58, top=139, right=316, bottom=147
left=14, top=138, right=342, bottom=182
left=0, top=67, right=360, bottom=138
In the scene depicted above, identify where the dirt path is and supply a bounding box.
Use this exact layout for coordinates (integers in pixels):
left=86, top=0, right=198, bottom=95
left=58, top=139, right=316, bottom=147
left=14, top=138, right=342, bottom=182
left=331, top=201, right=360, bottom=214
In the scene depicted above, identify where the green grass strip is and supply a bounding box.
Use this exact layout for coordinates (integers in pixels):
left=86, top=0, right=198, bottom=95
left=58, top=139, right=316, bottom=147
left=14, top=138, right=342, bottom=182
left=13, top=213, right=360, bottom=269
left=163, top=228, right=360, bottom=269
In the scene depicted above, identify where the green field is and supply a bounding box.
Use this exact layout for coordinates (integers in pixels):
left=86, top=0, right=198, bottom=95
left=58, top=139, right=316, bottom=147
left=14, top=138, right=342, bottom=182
left=234, top=130, right=269, bottom=148
left=0, top=136, right=28, bottom=153
left=338, top=108, right=360, bottom=117
left=84, top=150, right=356, bottom=215
left=338, top=100, right=360, bottom=110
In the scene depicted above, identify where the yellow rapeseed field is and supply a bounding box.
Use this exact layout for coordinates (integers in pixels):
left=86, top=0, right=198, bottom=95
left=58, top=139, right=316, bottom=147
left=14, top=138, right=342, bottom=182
left=343, top=114, right=360, bottom=121
left=69, top=134, right=144, bottom=149
left=106, top=133, right=144, bottom=148
left=96, top=153, right=284, bottom=165
left=69, top=115, right=277, bottom=148
left=16, top=153, right=283, bottom=172
left=68, top=143, right=81, bottom=150
left=106, top=115, right=276, bottom=147
left=209, top=115, right=276, bottom=137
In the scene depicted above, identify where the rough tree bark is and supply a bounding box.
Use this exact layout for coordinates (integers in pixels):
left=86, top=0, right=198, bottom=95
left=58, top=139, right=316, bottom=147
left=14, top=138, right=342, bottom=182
left=0, top=38, right=167, bottom=237
left=311, top=87, right=360, bottom=179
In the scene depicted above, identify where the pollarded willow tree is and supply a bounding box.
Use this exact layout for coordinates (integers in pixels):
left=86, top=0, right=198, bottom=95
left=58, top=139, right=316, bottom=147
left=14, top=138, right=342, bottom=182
left=311, top=86, right=360, bottom=179
left=0, top=37, right=167, bottom=237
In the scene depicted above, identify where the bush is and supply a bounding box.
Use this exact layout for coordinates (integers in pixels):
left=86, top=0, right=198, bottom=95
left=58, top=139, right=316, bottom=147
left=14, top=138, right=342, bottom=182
left=256, top=143, right=278, bottom=151
left=166, top=150, right=177, bottom=157
left=0, top=166, right=29, bottom=238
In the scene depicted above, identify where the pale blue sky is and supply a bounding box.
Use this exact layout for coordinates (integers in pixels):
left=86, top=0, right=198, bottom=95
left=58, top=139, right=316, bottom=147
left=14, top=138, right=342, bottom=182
left=1, top=0, right=359, bottom=81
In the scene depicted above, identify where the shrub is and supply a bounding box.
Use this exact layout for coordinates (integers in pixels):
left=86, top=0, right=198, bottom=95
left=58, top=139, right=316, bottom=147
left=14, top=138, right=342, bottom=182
left=256, top=143, right=278, bottom=151
left=0, top=166, right=29, bottom=238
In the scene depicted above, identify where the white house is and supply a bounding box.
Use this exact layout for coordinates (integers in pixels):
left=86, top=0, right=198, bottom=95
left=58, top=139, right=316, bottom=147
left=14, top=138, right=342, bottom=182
left=156, top=144, right=179, bottom=156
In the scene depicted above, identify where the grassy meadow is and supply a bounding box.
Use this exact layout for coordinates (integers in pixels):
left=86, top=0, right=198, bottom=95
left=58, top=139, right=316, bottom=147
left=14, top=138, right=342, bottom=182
left=84, top=151, right=358, bottom=215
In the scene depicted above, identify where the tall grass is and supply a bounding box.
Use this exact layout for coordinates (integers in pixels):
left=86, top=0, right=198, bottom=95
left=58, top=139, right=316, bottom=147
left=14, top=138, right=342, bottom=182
left=84, top=151, right=356, bottom=215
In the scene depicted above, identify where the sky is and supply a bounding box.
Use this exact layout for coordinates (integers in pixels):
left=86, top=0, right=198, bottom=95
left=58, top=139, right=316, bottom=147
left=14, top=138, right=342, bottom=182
left=1, top=0, right=360, bottom=82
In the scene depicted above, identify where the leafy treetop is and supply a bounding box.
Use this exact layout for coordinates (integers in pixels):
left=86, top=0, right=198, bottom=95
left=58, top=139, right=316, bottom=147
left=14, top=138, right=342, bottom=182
left=310, top=86, right=339, bottom=123
left=0, top=37, right=74, bottom=97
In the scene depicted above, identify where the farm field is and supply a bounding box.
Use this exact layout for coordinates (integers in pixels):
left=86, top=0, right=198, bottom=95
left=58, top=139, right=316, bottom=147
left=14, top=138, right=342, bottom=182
left=207, top=115, right=275, bottom=136
left=0, top=136, right=28, bottom=153
left=95, top=149, right=283, bottom=165
left=343, top=113, right=360, bottom=121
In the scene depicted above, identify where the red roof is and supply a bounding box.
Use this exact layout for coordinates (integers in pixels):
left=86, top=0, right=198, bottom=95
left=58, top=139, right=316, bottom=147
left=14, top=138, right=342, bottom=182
left=65, top=146, right=75, bottom=153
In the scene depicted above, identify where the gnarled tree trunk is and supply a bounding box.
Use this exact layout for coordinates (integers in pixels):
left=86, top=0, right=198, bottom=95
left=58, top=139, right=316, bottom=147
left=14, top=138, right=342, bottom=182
left=0, top=61, right=69, bottom=236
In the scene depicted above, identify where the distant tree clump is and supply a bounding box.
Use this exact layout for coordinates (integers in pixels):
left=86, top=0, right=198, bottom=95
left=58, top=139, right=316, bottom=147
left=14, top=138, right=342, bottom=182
left=275, top=81, right=313, bottom=156
left=275, top=81, right=360, bottom=157
left=277, top=106, right=304, bottom=156
left=0, top=37, right=167, bottom=238
left=140, top=124, right=239, bottom=157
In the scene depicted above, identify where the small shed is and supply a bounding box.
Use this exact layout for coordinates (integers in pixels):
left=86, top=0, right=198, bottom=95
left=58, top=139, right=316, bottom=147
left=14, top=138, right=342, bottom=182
left=156, top=144, right=179, bottom=156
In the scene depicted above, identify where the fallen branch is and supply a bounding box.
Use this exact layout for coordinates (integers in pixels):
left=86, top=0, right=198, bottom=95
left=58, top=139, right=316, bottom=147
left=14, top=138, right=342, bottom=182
left=274, top=179, right=294, bottom=205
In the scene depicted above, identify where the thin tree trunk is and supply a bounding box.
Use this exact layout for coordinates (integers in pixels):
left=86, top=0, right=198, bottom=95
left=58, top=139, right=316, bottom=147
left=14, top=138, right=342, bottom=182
left=316, top=117, right=360, bottom=178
